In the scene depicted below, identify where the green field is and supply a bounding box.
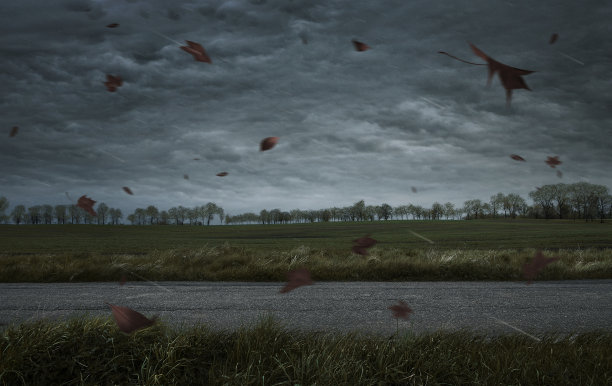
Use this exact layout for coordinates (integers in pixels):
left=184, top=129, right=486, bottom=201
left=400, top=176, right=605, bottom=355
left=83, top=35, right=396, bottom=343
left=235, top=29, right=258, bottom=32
left=1, top=219, right=611, bottom=255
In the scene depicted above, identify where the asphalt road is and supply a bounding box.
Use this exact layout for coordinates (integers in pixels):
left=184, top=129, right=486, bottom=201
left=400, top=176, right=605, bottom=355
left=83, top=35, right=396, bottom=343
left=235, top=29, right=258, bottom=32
left=1, top=280, right=611, bottom=338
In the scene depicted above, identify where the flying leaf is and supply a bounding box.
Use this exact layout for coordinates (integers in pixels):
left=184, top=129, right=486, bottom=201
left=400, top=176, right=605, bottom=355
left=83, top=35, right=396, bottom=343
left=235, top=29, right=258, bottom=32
left=77, top=195, right=97, bottom=216
left=280, top=268, right=313, bottom=293
left=411, top=187, right=417, bottom=193
left=180, top=40, right=211, bottom=63
left=122, top=187, right=134, bottom=195
left=105, top=302, right=157, bottom=333
left=104, top=74, right=123, bottom=92
left=510, top=154, right=525, bottom=161
left=352, top=39, right=370, bottom=52
left=522, top=250, right=560, bottom=284
left=388, top=300, right=412, bottom=320
left=9, top=126, right=18, bottom=137
left=549, top=33, right=559, bottom=44
left=216, top=172, right=228, bottom=177
left=545, top=156, right=561, bottom=168
left=106, top=23, right=119, bottom=28
left=193, top=158, right=200, bottom=160
left=440, top=43, right=535, bottom=105
left=352, top=235, right=377, bottom=256
left=556, top=170, right=563, bottom=178
left=183, top=174, right=189, bottom=180
left=260, top=137, right=279, bottom=151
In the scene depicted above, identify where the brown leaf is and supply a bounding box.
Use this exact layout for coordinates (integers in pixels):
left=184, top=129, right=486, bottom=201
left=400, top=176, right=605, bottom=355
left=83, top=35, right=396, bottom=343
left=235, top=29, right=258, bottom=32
left=545, top=156, right=561, bottom=168
left=104, top=74, right=123, bottom=92
left=183, top=174, right=189, bottom=180
left=280, top=268, right=313, bottom=293
left=510, top=154, right=525, bottom=161
left=411, top=187, right=417, bottom=193
left=556, top=170, right=563, bottom=178
left=77, top=195, right=97, bottom=216
left=549, top=33, right=559, bottom=45
left=352, top=235, right=377, bottom=255
left=105, top=302, right=157, bottom=333
left=388, top=300, right=412, bottom=320
left=352, top=39, right=370, bottom=52
left=216, top=172, right=228, bottom=177
left=122, top=187, right=134, bottom=195
left=9, top=126, right=18, bottom=137
left=180, top=40, right=212, bottom=63
left=193, top=158, right=200, bottom=160
left=260, top=137, right=279, bottom=151
left=522, top=250, right=560, bottom=284
left=106, top=23, right=119, bottom=28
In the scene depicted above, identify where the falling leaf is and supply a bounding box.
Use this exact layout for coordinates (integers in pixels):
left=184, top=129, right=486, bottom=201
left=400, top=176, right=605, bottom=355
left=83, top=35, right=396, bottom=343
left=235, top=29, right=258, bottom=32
left=352, top=39, right=370, bottom=52
left=440, top=43, right=535, bottom=105
left=510, top=154, right=525, bottom=161
left=556, top=170, right=563, bottom=178
left=119, top=275, right=127, bottom=286
left=352, top=235, right=377, bottom=256
left=122, top=187, right=134, bottom=195
left=183, top=174, right=189, bottom=180
left=411, top=187, right=417, bottom=193
left=180, top=40, right=211, bottom=63
left=549, top=33, right=559, bottom=44
left=105, top=302, right=157, bottom=333
left=545, top=156, right=562, bottom=168
left=280, top=268, right=313, bottom=293
left=522, top=250, right=560, bottom=285
left=193, top=158, right=200, bottom=160
left=388, top=300, right=412, bottom=320
left=77, top=195, right=97, bottom=216
left=216, top=172, right=228, bottom=177
left=9, top=126, right=18, bottom=137
left=106, top=23, right=119, bottom=28
left=260, top=137, right=279, bottom=151
left=104, top=74, right=123, bottom=92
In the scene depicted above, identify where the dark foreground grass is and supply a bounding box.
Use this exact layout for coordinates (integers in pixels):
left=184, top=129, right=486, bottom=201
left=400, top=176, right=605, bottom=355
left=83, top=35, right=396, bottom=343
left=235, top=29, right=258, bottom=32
left=1, top=246, right=611, bottom=282
left=1, top=315, right=610, bottom=385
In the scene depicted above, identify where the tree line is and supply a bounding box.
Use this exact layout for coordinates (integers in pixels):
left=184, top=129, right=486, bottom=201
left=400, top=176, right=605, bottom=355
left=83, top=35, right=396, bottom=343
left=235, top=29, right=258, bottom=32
left=0, top=182, right=609, bottom=225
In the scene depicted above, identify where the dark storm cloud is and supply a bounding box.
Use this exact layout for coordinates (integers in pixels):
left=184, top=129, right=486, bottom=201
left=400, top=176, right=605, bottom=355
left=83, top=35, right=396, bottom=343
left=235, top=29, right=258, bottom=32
left=1, top=0, right=610, bottom=218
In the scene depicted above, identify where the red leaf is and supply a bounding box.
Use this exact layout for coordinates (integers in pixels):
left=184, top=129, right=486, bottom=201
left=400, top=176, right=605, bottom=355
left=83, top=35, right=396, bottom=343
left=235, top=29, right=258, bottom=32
left=522, top=250, right=560, bottom=284
left=510, top=154, right=525, bottom=161
left=260, top=137, right=279, bottom=151
left=122, top=187, right=134, bottom=195
left=388, top=300, right=412, bottom=320
left=216, top=172, right=228, bottom=177
left=9, top=126, right=18, bottom=137
left=105, top=302, right=157, bottom=333
left=545, top=156, right=562, bottom=168
left=77, top=195, right=97, bottom=216
left=106, top=23, right=119, bottom=28
left=104, top=74, right=123, bottom=92
left=352, top=39, right=370, bottom=52
left=180, top=40, right=211, bottom=63
left=549, top=33, right=559, bottom=45
left=183, top=174, right=189, bottom=180
left=352, top=235, right=377, bottom=255
left=280, top=268, right=313, bottom=293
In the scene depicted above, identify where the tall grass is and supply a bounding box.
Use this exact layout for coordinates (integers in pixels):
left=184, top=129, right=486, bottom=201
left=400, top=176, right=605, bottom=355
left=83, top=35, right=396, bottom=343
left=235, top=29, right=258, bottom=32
left=1, top=315, right=610, bottom=385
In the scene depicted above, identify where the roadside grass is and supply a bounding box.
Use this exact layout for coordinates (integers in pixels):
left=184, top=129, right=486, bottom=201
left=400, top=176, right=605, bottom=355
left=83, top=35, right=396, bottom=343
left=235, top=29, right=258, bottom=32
left=1, top=246, right=611, bottom=282
left=1, top=314, right=610, bottom=385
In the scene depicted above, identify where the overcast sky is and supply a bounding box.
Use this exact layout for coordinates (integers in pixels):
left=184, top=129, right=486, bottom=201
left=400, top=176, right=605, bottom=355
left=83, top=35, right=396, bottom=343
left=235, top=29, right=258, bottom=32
left=1, top=0, right=610, bottom=218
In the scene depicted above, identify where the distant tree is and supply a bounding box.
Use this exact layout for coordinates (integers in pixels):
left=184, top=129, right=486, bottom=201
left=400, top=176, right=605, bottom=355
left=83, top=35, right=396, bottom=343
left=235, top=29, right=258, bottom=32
left=505, top=193, right=526, bottom=219
left=159, top=210, right=169, bottom=225
left=168, top=207, right=179, bottom=225
left=260, top=209, right=269, bottom=224
left=127, top=213, right=136, bottom=225
left=96, top=203, right=109, bottom=225
left=42, top=205, right=53, bottom=224
left=134, top=208, right=146, bottom=225
left=177, top=206, right=187, bottom=225
left=0, top=196, right=8, bottom=223
left=490, top=193, right=504, bottom=218
left=109, top=208, right=123, bottom=225
left=351, top=200, right=366, bottom=221
left=463, top=199, right=482, bottom=220
left=54, top=205, right=67, bottom=224
left=68, top=205, right=81, bottom=224
left=11, top=204, right=26, bottom=225
left=145, top=205, right=159, bottom=224
left=28, top=205, right=42, bottom=224
left=431, top=202, right=444, bottom=220
left=444, top=202, right=455, bottom=220
left=529, top=186, right=556, bottom=219
left=187, top=208, right=198, bottom=225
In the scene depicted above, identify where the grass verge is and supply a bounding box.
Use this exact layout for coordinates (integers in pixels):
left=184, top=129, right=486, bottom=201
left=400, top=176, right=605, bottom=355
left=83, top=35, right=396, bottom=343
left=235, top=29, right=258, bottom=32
left=1, top=315, right=610, bottom=385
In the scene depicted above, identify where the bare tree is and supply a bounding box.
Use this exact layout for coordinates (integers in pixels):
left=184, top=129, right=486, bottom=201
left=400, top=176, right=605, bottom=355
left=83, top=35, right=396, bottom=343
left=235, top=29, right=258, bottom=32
left=11, top=204, right=25, bottom=225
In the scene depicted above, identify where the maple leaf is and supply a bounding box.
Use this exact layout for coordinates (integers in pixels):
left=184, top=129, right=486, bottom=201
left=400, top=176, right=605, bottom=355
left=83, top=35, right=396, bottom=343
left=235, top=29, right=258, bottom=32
left=122, top=187, right=134, bottom=195
left=280, top=268, right=313, bottom=293
left=216, top=172, right=228, bottom=177
left=522, top=250, right=560, bottom=284
left=549, top=33, right=559, bottom=45
left=105, top=302, right=157, bottom=333
left=9, top=126, right=18, bottom=137
left=388, top=300, right=412, bottom=320
left=77, top=195, right=97, bottom=216
left=546, top=156, right=561, bottom=168
left=104, top=74, right=123, bottom=92
left=510, top=154, right=525, bottom=161
left=180, top=40, right=211, bottom=63
left=352, top=39, right=370, bottom=52
left=352, top=235, right=377, bottom=256
left=439, top=43, right=535, bottom=105
left=260, top=137, right=279, bottom=151
left=106, top=23, right=119, bottom=28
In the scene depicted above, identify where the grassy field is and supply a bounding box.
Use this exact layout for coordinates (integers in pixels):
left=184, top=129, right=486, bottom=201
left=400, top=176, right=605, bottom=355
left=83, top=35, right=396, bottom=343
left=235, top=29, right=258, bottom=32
left=1, top=220, right=611, bottom=282
left=1, top=315, right=610, bottom=385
